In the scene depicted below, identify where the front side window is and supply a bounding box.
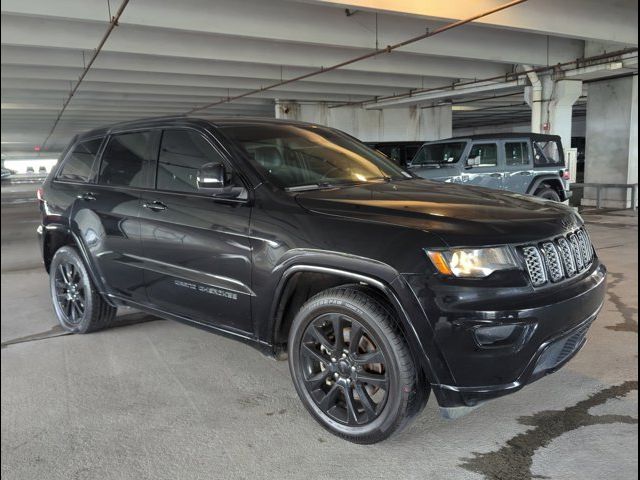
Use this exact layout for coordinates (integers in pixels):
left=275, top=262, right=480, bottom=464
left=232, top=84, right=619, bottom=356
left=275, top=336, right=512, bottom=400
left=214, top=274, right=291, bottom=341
left=468, top=143, right=498, bottom=167
left=57, top=138, right=103, bottom=182
left=220, top=124, right=408, bottom=190
left=412, top=142, right=466, bottom=166
left=505, top=142, right=531, bottom=166
left=99, top=131, right=156, bottom=188
left=157, top=130, right=227, bottom=193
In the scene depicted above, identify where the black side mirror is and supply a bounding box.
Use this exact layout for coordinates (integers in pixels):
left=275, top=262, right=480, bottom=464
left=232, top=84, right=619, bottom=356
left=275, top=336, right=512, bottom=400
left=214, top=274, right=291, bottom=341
left=196, top=162, right=247, bottom=200
left=197, top=162, right=226, bottom=189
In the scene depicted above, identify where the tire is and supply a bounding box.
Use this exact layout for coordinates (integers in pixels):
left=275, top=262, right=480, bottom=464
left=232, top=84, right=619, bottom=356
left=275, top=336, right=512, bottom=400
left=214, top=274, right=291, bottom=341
left=288, top=286, right=422, bottom=443
left=49, top=246, right=116, bottom=333
left=534, top=185, right=561, bottom=202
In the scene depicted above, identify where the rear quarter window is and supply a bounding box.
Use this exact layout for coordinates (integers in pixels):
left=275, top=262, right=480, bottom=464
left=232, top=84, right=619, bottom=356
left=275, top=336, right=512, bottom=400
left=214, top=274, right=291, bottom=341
left=56, top=138, right=103, bottom=182
left=534, top=140, right=564, bottom=167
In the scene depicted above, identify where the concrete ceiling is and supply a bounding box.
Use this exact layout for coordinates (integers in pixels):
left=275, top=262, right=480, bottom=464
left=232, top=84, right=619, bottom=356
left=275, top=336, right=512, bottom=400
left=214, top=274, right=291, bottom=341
left=1, top=0, right=637, bottom=157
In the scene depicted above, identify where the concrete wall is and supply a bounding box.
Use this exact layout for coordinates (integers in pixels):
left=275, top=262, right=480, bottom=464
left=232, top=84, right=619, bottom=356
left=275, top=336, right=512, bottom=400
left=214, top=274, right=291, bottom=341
left=275, top=101, right=452, bottom=142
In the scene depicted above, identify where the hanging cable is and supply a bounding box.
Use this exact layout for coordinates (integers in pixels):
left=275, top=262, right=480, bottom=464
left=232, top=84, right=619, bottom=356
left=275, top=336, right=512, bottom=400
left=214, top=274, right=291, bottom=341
left=185, top=0, right=529, bottom=114
left=42, top=0, right=130, bottom=149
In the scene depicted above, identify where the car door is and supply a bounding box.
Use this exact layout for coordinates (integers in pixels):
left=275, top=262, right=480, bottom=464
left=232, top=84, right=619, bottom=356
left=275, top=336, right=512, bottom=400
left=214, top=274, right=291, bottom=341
left=73, top=130, right=159, bottom=302
left=502, top=139, right=534, bottom=194
left=138, top=128, right=253, bottom=335
left=460, top=141, right=504, bottom=190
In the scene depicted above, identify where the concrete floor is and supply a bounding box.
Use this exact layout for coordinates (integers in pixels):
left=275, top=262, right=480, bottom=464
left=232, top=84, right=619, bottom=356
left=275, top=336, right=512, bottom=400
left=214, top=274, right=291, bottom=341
left=1, top=183, right=638, bottom=480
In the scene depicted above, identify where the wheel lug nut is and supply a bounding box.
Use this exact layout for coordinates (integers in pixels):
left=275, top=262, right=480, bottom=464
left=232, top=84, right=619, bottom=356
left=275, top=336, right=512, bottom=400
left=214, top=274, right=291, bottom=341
left=341, top=353, right=347, bottom=359
left=331, top=357, right=336, bottom=363
left=351, top=366, right=356, bottom=371
left=334, top=373, right=339, bottom=379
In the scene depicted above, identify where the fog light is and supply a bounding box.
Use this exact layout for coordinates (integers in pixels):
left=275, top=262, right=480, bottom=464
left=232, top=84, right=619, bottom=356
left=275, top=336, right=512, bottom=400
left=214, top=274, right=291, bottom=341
left=474, top=324, right=519, bottom=347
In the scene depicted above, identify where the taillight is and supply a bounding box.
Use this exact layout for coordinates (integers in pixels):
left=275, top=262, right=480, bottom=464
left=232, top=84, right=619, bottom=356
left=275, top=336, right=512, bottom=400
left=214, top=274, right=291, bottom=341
left=36, top=187, right=44, bottom=201
left=562, top=170, right=570, bottom=180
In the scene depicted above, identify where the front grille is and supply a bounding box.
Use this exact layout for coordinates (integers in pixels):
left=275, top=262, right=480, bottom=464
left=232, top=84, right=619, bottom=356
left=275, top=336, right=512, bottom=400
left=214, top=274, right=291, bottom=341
left=541, top=242, right=563, bottom=283
left=522, top=246, right=547, bottom=286
left=520, top=227, right=595, bottom=287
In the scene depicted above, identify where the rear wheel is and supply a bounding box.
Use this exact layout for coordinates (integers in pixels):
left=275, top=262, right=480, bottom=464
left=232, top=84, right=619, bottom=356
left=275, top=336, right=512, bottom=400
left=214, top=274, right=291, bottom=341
left=288, top=286, right=422, bottom=443
left=49, top=246, right=116, bottom=333
left=535, top=185, right=561, bottom=202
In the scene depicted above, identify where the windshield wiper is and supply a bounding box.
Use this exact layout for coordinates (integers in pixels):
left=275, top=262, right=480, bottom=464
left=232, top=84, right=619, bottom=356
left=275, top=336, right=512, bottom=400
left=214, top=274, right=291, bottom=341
left=285, top=182, right=338, bottom=192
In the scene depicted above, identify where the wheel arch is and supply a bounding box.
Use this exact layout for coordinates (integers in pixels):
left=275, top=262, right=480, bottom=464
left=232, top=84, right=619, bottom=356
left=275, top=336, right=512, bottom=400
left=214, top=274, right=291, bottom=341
left=42, top=223, right=116, bottom=307
left=267, top=254, right=440, bottom=389
left=527, top=175, right=566, bottom=199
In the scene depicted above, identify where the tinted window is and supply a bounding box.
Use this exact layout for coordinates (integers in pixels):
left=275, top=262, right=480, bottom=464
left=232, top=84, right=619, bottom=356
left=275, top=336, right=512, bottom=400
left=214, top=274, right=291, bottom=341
left=57, top=138, right=103, bottom=182
left=412, top=142, right=466, bottom=166
left=505, top=142, right=531, bottom=166
left=221, top=124, right=408, bottom=190
left=468, top=143, right=498, bottom=167
left=99, top=131, right=156, bottom=188
left=405, top=145, right=420, bottom=162
left=157, top=130, right=227, bottom=193
left=534, top=140, right=564, bottom=167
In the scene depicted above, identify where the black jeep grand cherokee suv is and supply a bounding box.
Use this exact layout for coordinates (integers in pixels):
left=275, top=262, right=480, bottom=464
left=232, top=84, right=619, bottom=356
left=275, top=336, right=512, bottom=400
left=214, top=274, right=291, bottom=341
left=38, top=117, right=606, bottom=443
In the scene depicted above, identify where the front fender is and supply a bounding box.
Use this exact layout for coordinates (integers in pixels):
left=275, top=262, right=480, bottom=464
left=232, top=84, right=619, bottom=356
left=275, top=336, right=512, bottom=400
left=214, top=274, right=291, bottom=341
left=264, top=249, right=450, bottom=387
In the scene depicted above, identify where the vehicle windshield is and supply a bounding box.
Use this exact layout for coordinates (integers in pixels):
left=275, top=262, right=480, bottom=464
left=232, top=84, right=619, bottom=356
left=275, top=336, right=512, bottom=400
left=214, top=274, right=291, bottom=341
left=220, top=124, right=411, bottom=190
left=411, top=142, right=467, bottom=166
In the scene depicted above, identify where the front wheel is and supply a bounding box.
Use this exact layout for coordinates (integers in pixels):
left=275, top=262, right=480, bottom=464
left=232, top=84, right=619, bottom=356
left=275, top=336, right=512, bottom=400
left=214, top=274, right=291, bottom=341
left=49, top=246, right=116, bottom=333
left=288, top=286, right=423, bottom=443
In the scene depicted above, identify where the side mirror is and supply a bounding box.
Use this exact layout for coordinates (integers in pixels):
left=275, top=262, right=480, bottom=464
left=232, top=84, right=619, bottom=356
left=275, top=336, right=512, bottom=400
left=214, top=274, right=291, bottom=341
left=196, top=162, right=248, bottom=200
left=197, top=162, right=226, bottom=189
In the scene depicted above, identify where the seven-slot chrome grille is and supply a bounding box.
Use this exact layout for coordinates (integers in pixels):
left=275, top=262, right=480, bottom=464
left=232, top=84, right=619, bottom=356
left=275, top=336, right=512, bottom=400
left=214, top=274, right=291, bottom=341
left=520, top=227, right=595, bottom=287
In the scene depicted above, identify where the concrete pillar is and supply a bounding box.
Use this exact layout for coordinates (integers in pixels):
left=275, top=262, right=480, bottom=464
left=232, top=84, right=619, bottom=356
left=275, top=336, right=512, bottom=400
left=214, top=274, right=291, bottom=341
left=582, top=75, right=638, bottom=209
left=274, top=100, right=452, bottom=142
left=525, top=76, right=582, bottom=151
left=421, top=103, right=453, bottom=141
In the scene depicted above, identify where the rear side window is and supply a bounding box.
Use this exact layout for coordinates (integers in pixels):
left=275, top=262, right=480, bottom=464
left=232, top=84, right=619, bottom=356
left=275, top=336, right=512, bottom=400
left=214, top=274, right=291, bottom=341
left=505, top=142, right=531, bottom=166
left=534, top=140, right=564, bottom=167
left=468, top=143, right=498, bottom=167
left=99, top=131, right=156, bottom=188
left=156, top=129, right=226, bottom=193
left=57, top=138, right=103, bottom=182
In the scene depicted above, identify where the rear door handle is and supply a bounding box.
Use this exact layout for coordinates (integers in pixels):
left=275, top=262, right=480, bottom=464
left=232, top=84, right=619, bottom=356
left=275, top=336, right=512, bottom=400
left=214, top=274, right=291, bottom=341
left=489, top=173, right=503, bottom=178
left=77, top=192, right=96, bottom=201
left=142, top=200, right=168, bottom=212
left=519, top=171, right=533, bottom=176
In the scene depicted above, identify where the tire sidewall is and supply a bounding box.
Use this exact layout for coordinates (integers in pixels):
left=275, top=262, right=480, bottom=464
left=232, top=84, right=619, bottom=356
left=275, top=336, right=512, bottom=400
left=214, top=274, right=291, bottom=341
left=536, top=187, right=561, bottom=202
left=49, top=246, right=94, bottom=333
left=288, top=293, right=409, bottom=440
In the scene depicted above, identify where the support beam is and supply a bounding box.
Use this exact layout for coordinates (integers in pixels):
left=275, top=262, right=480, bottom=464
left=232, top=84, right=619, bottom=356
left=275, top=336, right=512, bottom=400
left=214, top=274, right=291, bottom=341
left=525, top=76, right=582, bottom=151
left=275, top=101, right=452, bottom=142
left=302, top=0, right=638, bottom=45
left=582, top=76, right=638, bottom=209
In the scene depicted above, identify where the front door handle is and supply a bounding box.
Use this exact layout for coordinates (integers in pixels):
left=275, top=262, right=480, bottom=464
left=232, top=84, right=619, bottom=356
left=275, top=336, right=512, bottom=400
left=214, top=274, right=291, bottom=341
left=142, top=200, right=168, bottom=212
left=519, top=171, right=533, bottom=176
left=77, top=192, right=96, bottom=201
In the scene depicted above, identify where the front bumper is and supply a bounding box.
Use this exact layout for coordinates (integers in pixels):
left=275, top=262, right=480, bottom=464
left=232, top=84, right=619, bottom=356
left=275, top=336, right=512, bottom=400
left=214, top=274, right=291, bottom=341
left=401, top=261, right=607, bottom=408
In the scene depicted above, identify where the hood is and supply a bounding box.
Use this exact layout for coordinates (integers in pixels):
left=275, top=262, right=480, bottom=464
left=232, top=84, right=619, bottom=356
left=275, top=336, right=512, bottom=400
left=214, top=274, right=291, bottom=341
left=294, top=179, right=580, bottom=247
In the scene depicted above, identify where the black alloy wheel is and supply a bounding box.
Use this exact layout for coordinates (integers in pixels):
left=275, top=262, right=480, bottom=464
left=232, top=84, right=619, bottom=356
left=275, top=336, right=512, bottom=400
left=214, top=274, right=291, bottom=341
left=49, top=246, right=116, bottom=333
left=300, top=313, right=389, bottom=426
left=288, top=286, right=424, bottom=444
left=54, top=261, right=86, bottom=325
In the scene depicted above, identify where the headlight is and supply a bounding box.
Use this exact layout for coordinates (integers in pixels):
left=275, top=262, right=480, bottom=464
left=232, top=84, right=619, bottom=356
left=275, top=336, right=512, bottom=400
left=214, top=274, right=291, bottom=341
left=426, top=247, right=518, bottom=278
